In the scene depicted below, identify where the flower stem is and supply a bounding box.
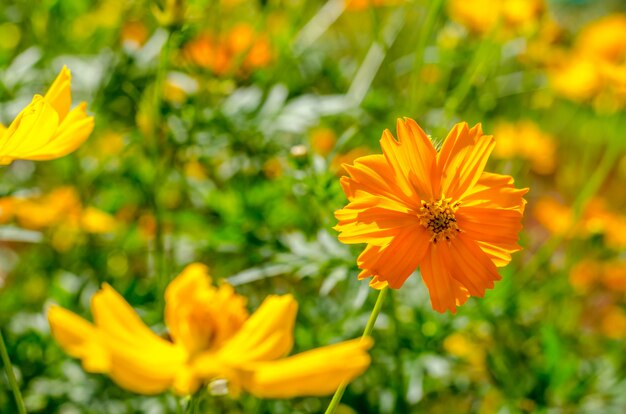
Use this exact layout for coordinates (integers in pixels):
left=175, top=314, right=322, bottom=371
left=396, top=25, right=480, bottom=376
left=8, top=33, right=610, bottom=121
left=0, top=329, right=27, bottom=414
left=324, top=285, right=388, bottom=414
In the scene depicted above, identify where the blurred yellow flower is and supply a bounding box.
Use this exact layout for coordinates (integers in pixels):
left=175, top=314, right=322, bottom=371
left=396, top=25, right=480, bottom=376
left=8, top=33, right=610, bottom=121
left=582, top=198, right=626, bottom=249
left=443, top=332, right=487, bottom=378
left=533, top=196, right=574, bottom=237
left=448, top=0, right=544, bottom=37
left=0, top=66, right=94, bottom=165
left=493, top=121, right=556, bottom=175
left=550, top=14, right=626, bottom=110
left=0, top=187, right=116, bottom=235
left=48, top=264, right=372, bottom=397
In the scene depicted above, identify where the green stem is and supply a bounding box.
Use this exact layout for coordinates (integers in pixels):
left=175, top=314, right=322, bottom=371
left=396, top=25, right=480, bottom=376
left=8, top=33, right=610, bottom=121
left=150, top=29, right=174, bottom=305
left=324, top=286, right=388, bottom=414
left=0, top=329, right=27, bottom=414
left=444, top=33, right=496, bottom=116
left=409, top=0, right=445, bottom=108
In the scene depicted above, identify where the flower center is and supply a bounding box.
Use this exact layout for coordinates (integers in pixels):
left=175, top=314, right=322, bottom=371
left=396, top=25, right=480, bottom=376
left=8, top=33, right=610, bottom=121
left=418, top=197, right=461, bottom=243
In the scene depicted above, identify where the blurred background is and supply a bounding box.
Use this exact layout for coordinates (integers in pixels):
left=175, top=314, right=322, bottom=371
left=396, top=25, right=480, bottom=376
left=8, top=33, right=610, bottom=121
left=1, top=0, right=626, bottom=412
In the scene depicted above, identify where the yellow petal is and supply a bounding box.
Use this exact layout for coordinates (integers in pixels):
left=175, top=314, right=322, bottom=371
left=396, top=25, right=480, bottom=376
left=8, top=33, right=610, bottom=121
left=90, top=284, right=188, bottom=395
left=217, top=295, right=296, bottom=365
left=243, top=337, right=373, bottom=398
left=44, top=66, right=72, bottom=121
left=21, top=102, right=94, bottom=161
left=165, top=263, right=248, bottom=355
left=0, top=96, right=59, bottom=162
left=47, top=305, right=110, bottom=373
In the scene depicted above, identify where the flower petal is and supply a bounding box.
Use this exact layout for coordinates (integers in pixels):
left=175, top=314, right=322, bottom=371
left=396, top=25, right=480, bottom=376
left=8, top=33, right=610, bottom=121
left=335, top=195, right=418, bottom=246
left=90, top=284, right=187, bottom=395
left=436, top=123, right=495, bottom=200
left=379, top=118, right=437, bottom=200
left=356, top=225, right=430, bottom=289
left=47, top=306, right=110, bottom=373
left=21, top=102, right=94, bottom=160
left=242, top=337, right=373, bottom=398
left=340, top=154, right=418, bottom=208
left=0, top=96, right=58, bottom=161
left=217, top=295, right=297, bottom=365
left=460, top=172, right=528, bottom=211
left=456, top=206, right=525, bottom=267
left=446, top=234, right=502, bottom=297
left=44, top=66, right=72, bottom=121
left=419, top=245, right=470, bottom=313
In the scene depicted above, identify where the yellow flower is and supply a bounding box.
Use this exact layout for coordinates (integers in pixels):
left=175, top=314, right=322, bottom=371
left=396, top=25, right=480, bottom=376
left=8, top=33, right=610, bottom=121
left=492, top=121, right=556, bottom=175
left=533, top=196, right=574, bottom=237
left=0, top=66, right=94, bottom=165
left=345, top=0, right=403, bottom=11
left=48, top=264, right=372, bottom=397
left=334, top=118, right=528, bottom=313
left=448, top=0, right=544, bottom=37
left=549, top=14, right=626, bottom=110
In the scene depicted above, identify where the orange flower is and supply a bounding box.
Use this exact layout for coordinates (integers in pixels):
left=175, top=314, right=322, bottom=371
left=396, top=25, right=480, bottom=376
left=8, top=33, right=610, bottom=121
left=334, top=119, right=528, bottom=313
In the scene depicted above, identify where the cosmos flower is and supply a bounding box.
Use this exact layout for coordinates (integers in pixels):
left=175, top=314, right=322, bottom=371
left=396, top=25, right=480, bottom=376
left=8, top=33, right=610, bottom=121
left=334, top=118, right=528, bottom=313
left=48, top=264, right=372, bottom=397
left=0, top=66, right=94, bottom=165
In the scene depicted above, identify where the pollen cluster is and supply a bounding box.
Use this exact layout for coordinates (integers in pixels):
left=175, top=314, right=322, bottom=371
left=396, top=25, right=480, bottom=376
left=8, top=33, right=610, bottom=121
left=418, top=197, right=461, bottom=243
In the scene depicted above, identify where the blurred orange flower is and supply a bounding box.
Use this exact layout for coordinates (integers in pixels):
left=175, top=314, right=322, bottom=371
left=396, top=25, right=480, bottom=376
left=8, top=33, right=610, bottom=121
left=49, top=263, right=372, bottom=397
left=121, top=21, right=149, bottom=50
left=309, top=127, right=337, bottom=157
left=536, top=196, right=626, bottom=249
left=0, top=66, right=94, bottom=165
left=183, top=24, right=272, bottom=76
left=330, top=146, right=370, bottom=176
left=345, top=0, right=403, bottom=11
left=334, top=118, right=528, bottom=313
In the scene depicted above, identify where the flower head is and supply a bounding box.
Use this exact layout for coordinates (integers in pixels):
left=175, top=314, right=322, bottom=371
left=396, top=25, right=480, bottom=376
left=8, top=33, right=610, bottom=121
left=48, top=263, right=372, bottom=397
left=0, top=66, right=94, bottom=165
left=334, top=118, right=528, bottom=313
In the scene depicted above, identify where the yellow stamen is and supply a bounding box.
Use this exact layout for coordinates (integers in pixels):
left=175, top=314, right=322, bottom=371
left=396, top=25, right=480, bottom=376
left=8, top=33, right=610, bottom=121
left=418, top=196, right=461, bottom=243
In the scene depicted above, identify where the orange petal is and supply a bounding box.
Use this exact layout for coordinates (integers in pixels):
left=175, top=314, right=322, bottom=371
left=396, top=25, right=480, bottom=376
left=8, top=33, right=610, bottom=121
left=341, top=154, right=418, bottom=208
left=436, top=123, right=495, bottom=200
left=446, top=234, right=502, bottom=297
left=356, top=225, right=430, bottom=288
left=460, top=172, right=528, bottom=211
left=419, top=245, right=470, bottom=313
left=456, top=206, right=524, bottom=261
left=379, top=118, right=436, bottom=200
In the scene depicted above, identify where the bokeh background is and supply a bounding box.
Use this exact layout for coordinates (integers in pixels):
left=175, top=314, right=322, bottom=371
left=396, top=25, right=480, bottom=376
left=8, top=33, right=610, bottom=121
left=1, top=0, right=626, bottom=412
